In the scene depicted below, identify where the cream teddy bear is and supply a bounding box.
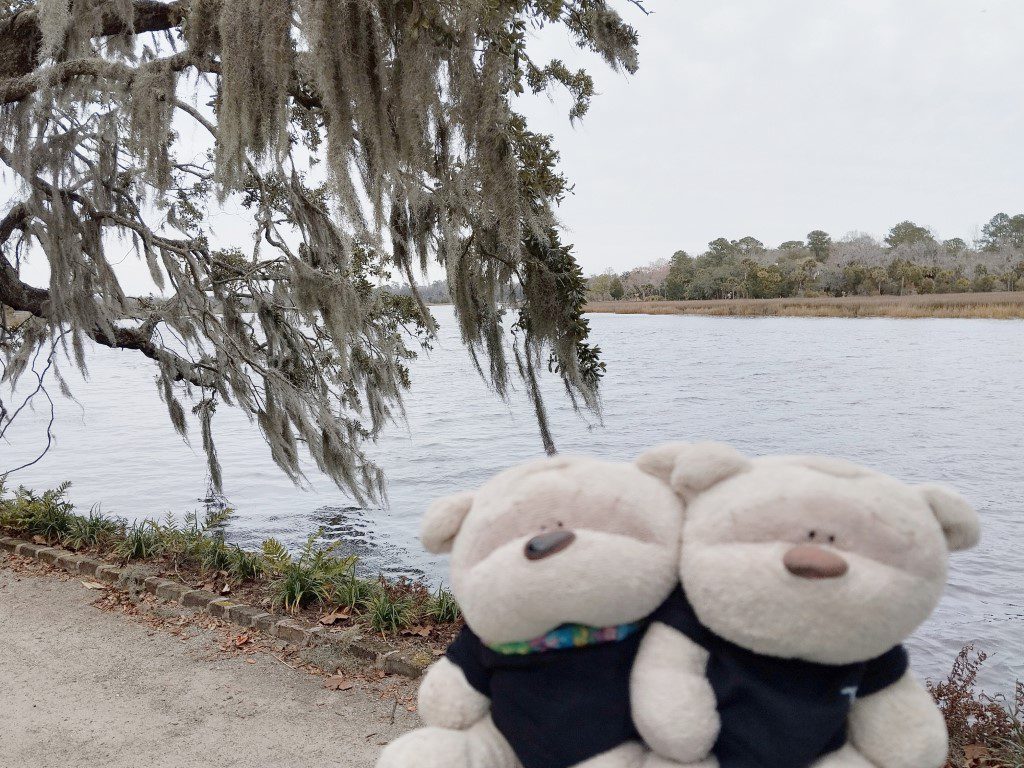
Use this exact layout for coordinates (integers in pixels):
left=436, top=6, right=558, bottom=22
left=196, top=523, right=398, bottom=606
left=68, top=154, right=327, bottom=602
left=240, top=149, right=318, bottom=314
left=376, top=454, right=686, bottom=768
left=630, top=443, right=980, bottom=768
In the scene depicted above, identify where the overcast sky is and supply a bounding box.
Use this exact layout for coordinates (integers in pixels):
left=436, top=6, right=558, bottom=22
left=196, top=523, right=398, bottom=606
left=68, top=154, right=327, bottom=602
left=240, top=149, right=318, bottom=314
left=523, top=0, right=1024, bottom=274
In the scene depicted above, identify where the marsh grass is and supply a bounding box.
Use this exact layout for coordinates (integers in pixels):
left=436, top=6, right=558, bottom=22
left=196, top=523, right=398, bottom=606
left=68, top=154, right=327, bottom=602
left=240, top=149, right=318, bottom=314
left=1, top=481, right=460, bottom=635
left=587, top=292, right=1024, bottom=320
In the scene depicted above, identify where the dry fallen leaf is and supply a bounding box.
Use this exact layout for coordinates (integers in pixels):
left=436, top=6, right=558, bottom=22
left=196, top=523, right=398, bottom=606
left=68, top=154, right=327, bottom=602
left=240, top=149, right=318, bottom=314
left=221, top=583, right=232, bottom=595
left=233, top=633, right=251, bottom=647
left=81, top=580, right=106, bottom=590
left=324, top=674, right=354, bottom=691
left=319, top=608, right=351, bottom=626
left=32, top=535, right=48, bottom=545
left=963, top=745, right=990, bottom=761
left=400, top=625, right=431, bottom=637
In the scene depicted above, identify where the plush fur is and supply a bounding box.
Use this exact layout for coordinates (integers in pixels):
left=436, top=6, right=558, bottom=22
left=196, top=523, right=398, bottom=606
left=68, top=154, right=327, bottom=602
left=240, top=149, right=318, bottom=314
left=847, top=672, right=949, bottom=768
left=417, top=657, right=490, bottom=729
left=377, top=455, right=686, bottom=768
left=632, top=443, right=980, bottom=768
left=630, top=624, right=720, bottom=762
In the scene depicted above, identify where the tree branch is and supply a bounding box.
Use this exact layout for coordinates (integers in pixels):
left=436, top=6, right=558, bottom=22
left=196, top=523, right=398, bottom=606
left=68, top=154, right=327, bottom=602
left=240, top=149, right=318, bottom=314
left=0, top=50, right=195, bottom=105
left=1, top=245, right=213, bottom=387
left=0, top=0, right=188, bottom=82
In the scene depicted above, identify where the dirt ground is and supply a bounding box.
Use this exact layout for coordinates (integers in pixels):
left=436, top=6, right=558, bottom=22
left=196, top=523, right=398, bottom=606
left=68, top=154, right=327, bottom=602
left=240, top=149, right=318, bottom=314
left=0, top=553, right=418, bottom=767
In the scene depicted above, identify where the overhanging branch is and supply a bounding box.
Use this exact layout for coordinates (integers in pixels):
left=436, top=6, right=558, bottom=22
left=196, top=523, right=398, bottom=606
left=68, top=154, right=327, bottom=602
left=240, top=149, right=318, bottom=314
left=1, top=245, right=213, bottom=387
left=0, top=0, right=188, bottom=82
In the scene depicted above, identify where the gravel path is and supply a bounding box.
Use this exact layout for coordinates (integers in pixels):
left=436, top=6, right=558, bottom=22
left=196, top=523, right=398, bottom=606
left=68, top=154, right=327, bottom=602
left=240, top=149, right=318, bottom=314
left=0, top=555, right=416, bottom=767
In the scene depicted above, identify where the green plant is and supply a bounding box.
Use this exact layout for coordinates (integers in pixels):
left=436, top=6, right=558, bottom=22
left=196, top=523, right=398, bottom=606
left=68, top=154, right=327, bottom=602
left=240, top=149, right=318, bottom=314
left=426, top=586, right=462, bottom=624
left=0, top=482, right=75, bottom=541
left=155, top=509, right=236, bottom=574
left=116, top=520, right=162, bottom=562
left=334, top=574, right=380, bottom=611
left=261, top=532, right=358, bottom=613
left=226, top=545, right=263, bottom=582
left=362, top=590, right=417, bottom=635
left=62, top=507, right=121, bottom=550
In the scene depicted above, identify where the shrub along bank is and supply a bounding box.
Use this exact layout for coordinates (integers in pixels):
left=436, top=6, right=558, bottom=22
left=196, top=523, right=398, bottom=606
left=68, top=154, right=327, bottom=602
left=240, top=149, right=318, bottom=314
left=0, top=481, right=460, bottom=637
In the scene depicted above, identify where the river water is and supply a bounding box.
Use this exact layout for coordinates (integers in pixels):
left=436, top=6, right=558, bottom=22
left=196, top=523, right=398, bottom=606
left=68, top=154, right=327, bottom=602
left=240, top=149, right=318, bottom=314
left=3, top=307, right=1022, bottom=690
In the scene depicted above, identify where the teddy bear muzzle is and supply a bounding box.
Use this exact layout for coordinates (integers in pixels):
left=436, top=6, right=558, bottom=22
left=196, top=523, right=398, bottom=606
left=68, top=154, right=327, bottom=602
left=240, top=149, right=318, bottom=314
left=524, top=530, right=576, bottom=561
left=783, top=543, right=849, bottom=579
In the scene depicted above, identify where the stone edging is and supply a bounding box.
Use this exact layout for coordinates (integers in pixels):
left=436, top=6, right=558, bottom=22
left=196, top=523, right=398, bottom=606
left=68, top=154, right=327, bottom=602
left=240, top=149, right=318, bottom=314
left=0, top=535, right=429, bottom=679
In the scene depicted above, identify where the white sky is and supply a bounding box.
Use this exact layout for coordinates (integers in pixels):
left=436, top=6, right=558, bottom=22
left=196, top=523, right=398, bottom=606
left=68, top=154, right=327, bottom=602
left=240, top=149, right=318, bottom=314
left=523, top=0, right=1024, bottom=273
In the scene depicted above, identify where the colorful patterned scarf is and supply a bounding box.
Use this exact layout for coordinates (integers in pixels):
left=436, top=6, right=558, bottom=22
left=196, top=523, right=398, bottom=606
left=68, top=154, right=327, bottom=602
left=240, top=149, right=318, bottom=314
left=488, top=622, right=642, bottom=656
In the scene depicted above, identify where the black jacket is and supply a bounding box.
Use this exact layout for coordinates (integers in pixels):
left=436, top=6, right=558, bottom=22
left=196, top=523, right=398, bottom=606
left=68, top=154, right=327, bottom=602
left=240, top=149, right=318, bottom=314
left=652, top=587, right=909, bottom=768
left=446, top=624, right=644, bottom=768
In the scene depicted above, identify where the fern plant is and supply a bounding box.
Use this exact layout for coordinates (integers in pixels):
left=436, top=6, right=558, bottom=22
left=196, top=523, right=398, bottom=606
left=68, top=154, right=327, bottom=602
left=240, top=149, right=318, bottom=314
left=0, top=482, right=75, bottom=541
left=261, top=531, right=358, bottom=613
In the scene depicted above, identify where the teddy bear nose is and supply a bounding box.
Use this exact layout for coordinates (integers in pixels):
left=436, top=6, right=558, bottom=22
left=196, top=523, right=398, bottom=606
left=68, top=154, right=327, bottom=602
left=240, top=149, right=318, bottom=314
left=783, top=544, right=849, bottom=579
left=524, top=530, right=576, bottom=561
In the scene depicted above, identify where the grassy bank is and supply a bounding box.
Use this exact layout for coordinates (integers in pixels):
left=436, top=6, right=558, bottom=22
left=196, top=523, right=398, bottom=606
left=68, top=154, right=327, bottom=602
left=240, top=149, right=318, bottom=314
left=586, top=292, right=1024, bottom=319
left=0, top=481, right=460, bottom=640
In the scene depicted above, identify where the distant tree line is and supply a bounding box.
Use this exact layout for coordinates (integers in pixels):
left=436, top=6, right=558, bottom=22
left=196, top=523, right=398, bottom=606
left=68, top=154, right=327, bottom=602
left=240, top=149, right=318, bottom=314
left=588, top=214, right=1024, bottom=301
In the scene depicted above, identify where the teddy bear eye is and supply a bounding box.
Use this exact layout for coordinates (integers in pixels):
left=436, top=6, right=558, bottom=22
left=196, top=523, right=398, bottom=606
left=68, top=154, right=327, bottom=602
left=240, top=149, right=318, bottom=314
left=808, top=530, right=817, bottom=540
left=557, top=521, right=564, bottom=528
left=828, top=535, right=836, bottom=544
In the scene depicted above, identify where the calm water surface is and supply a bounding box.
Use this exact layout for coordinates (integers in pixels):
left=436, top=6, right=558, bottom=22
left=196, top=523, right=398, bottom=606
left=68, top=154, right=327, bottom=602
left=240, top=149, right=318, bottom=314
left=4, top=308, right=1022, bottom=689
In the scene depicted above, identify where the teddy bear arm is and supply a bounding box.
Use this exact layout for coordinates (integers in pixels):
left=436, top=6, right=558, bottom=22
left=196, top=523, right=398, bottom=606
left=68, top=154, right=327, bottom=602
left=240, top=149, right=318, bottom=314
left=847, top=671, right=948, bottom=768
left=417, top=657, right=492, bottom=729
left=631, top=622, right=721, bottom=763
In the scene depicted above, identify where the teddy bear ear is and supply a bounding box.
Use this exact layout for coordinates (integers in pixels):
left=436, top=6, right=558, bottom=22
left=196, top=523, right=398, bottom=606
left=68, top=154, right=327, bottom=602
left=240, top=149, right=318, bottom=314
left=637, top=442, right=751, bottom=500
left=420, top=491, right=476, bottom=554
left=918, top=484, right=980, bottom=552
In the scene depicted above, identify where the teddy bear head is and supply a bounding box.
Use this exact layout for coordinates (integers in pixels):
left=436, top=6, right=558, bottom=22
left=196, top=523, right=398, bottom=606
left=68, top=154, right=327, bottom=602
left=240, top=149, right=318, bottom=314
left=639, top=442, right=980, bottom=665
left=420, top=455, right=685, bottom=646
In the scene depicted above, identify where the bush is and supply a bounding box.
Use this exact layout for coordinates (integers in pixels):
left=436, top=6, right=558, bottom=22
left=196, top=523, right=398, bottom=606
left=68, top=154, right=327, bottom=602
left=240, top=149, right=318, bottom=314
left=0, top=482, right=75, bottom=541
left=929, top=646, right=1024, bottom=767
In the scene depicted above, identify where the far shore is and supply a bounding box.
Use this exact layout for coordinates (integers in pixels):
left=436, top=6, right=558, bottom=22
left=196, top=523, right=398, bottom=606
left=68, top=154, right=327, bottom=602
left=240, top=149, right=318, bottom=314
left=586, top=291, right=1024, bottom=320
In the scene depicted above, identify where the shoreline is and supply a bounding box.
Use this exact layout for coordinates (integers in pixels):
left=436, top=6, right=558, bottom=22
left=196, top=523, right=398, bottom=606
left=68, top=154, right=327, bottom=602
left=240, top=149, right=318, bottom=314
left=585, top=291, right=1024, bottom=319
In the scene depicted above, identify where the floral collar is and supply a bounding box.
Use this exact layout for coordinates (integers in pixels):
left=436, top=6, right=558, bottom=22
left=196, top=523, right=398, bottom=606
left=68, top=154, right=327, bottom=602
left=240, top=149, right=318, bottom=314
left=488, top=622, right=642, bottom=656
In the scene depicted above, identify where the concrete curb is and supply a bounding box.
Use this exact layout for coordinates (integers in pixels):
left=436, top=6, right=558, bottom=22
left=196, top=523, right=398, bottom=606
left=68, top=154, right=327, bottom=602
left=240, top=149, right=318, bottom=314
left=0, top=535, right=428, bottom=679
